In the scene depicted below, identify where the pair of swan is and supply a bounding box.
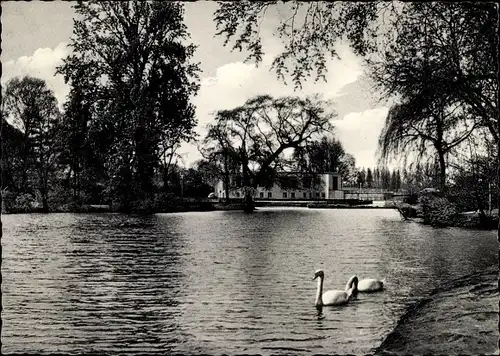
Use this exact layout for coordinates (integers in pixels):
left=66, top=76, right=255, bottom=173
left=313, top=269, right=385, bottom=307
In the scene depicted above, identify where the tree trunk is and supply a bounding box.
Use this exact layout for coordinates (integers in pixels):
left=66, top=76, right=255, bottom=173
left=224, top=148, right=230, bottom=204
left=437, top=149, right=446, bottom=192
left=41, top=188, right=49, bottom=213
left=243, top=192, right=254, bottom=213
left=241, top=149, right=254, bottom=213
left=435, top=112, right=447, bottom=193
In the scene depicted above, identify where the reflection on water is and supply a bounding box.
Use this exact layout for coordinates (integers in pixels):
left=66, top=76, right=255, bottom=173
left=2, top=209, right=497, bottom=355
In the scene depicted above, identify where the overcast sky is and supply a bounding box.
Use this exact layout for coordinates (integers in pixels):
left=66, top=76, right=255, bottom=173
left=2, top=1, right=388, bottom=169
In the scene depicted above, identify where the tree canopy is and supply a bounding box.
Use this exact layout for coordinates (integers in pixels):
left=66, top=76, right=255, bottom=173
left=2, top=76, right=62, bottom=211
left=201, top=94, right=335, bottom=210
left=57, top=1, right=200, bottom=210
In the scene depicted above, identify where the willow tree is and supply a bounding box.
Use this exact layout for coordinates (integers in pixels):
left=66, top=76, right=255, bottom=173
left=57, top=1, right=199, bottom=210
left=379, top=93, right=479, bottom=192
left=202, top=94, right=335, bottom=212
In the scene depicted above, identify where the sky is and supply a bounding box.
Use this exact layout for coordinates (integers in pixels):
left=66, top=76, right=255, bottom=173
left=1, top=1, right=389, bottom=169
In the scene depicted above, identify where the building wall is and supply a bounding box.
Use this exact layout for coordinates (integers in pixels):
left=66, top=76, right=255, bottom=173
left=215, top=173, right=344, bottom=200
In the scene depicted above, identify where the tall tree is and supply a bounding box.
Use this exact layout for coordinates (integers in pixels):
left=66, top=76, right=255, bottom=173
left=202, top=94, right=335, bottom=211
left=2, top=76, right=61, bottom=211
left=372, top=167, right=379, bottom=188
left=200, top=119, right=241, bottom=203
left=370, top=3, right=498, bottom=144
left=366, top=168, right=373, bottom=188
left=57, top=1, right=199, bottom=210
left=395, top=169, right=402, bottom=191
left=340, top=153, right=357, bottom=187
left=390, top=170, right=397, bottom=191
left=357, top=168, right=366, bottom=188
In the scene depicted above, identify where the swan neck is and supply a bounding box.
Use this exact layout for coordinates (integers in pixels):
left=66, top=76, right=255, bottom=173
left=345, top=275, right=358, bottom=292
left=315, top=276, right=323, bottom=307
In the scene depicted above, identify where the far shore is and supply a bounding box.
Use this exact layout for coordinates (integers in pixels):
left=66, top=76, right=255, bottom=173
left=2, top=199, right=395, bottom=215
left=2, top=200, right=497, bottom=230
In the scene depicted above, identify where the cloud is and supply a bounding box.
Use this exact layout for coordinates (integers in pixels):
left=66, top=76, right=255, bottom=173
left=333, top=107, right=389, bottom=168
left=178, top=41, right=383, bottom=168
left=2, top=42, right=70, bottom=108
left=3, top=41, right=385, bottom=170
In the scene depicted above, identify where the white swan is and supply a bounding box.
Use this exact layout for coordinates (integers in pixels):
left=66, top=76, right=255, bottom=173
left=313, top=270, right=358, bottom=307
left=354, top=278, right=385, bottom=293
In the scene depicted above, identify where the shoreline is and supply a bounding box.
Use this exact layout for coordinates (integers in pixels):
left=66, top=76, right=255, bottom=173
left=2, top=202, right=498, bottom=230
left=374, top=266, right=499, bottom=355
left=1, top=202, right=398, bottom=215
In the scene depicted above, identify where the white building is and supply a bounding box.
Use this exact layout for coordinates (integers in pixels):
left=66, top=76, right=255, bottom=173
left=215, top=172, right=344, bottom=200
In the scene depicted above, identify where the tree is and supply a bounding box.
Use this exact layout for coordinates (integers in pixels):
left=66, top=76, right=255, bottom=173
left=2, top=76, right=61, bottom=211
left=390, top=170, right=397, bottom=191
left=380, top=166, right=391, bottom=190
left=373, top=167, right=380, bottom=188
left=369, top=3, right=498, bottom=144
left=396, top=169, right=402, bottom=191
left=339, top=153, right=357, bottom=187
left=1, top=117, right=25, bottom=192
left=214, top=3, right=498, bottom=195
left=214, top=3, right=497, bottom=142
left=214, top=2, right=381, bottom=88
left=202, top=94, right=335, bottom=211
left=366, top=168, right=373, bottom=188
left=357, top=168, right=366, bottom=188
left=194, top=159, right=222, bottom=191
left=379, top=97, right=478, bottom=192
left=57, top=1, right=199, bottom=211
left=181, top=167, right=213, bottom=198
left=294, top=135, right=345, bottom=172
left=292, top=134, right=355, bottom=185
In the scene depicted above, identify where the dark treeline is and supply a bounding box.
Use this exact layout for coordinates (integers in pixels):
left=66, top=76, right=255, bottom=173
left=350, top=167, right=401, bottom=191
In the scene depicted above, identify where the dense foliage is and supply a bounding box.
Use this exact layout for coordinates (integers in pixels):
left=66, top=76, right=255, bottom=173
left=56, top=1, right=199, bottom=211
left=2, top=77, right=62, bottom=211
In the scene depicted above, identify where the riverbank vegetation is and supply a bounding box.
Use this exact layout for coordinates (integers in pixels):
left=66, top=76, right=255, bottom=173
left=1, top=2, right=497, bottom=229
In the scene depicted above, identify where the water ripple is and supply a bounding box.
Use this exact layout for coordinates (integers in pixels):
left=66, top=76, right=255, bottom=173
left=2, top=209, right=497, bottom=355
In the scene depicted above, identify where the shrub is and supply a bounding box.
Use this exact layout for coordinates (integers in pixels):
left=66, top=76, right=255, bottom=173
left=418, top=195, right=458, bottom=227
left=2, top=191, right=40, bottom=213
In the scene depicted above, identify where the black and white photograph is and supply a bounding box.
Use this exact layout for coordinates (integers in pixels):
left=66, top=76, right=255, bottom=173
left=1, top=1, right=498, bottom=355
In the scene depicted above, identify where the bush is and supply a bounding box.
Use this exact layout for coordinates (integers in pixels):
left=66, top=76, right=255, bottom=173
left=403, top=193, right=419, bottom=205
left=418, top=195, right=458, bottom=227
left=2, top=191, right=41, bottom=213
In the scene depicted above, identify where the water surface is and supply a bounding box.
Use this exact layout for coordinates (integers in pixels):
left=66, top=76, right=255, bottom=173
left=2, top=208, right=497, bottom=354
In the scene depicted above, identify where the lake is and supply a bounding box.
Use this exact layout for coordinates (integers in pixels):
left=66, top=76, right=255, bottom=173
left=1, top=208, right=497, bottom=354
